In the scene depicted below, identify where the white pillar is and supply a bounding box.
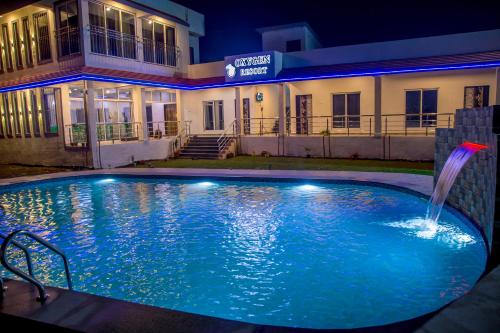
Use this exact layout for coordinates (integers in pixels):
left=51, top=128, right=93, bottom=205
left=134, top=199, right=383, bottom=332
left=235, top=87, right=242, bottom=135
left=84, top=81, right=99, bottom=168
left=374, top=76, right=382, bottom=136
left=139, top=87, right=149, bottom=141
left=278, top=84, right=286, bottom=136
left=495, top=68, right=500, bottom=105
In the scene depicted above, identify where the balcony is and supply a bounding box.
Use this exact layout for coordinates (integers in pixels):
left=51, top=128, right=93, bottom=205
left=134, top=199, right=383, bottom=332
left=88, top=25, right=179, bottom=67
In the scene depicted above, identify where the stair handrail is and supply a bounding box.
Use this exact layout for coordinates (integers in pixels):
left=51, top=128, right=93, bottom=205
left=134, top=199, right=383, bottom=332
left=0, top=229, right=73, bottom=303
left=217, top=120, right=238, bottom=152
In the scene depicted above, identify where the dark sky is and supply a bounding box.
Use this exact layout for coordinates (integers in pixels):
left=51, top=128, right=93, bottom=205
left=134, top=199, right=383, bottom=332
left=174, top=0, right=500, bottom=63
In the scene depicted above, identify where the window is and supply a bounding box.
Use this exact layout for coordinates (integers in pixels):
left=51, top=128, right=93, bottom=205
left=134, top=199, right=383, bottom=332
left=333, top=93, right=360, bottom=128
left=11, top=92, right=22, bottom=137
left=295, top=94, right=312, bottom=134
left=42, top=88, right=60, bottom=135
left=22, top=17, right=34, bottom=67
left=89, top=1, right=105, bottom=54
left=29, top=90, right=41, bottom=136
left=2, top=94, right=12, bottom=137
left=33, top=12, right=52, bottom=63
left=0, top=100, right=3, bottom=137
left=56, top=0, right=80, bottom=57
left=0, top=38, right=3, bottom=73
left=21, top=91, right=31, bottom=137
left=203, top=100, right=224, bottom=130
left=12, top=21, right=23, bottom=69
left=189, top=46, right=194, bottom=64
left=142, top=19, right=176, bottom=66
left=405, top=89, right=438, bottom=128
left=464, top=86, right=489, bottom=108
left=88, top=2, right=136, bottom=59
left=2, top=24, right=13, bottom=71
left=121, top=11, right=136, bottom=59
left=286, top=39, right=301, bottom=52
left=94, top=87, right=134, bottom=123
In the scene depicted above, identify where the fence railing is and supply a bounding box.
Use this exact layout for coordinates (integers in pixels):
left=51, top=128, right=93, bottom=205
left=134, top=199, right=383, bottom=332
left=97, top=122, right=141, bottom=143
left=240, top=113, right=454, bottom=136
left=146, top=120, right=191, bottom=138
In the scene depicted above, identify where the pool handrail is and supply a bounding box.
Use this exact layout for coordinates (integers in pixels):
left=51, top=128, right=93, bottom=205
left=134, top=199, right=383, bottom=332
left=0, top=230, right=73, bottom=303
left=0, top=232, right=35, bottom=277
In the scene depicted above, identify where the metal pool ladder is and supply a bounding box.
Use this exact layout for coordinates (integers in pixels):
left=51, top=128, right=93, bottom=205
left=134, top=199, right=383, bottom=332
left=0, top=230, right=73, bottom=303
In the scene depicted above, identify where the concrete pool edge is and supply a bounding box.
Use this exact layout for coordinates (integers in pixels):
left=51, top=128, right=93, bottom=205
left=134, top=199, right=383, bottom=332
left=0, top=168, right=434, bottom=196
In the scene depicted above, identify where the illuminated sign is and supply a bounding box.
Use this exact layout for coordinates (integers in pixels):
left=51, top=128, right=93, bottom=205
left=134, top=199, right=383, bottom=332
left=224, top=51, right=282, bottom=83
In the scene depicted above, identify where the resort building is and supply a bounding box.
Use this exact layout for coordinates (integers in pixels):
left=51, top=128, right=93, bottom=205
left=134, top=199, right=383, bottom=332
left=0, top=0, right=499, bottom=167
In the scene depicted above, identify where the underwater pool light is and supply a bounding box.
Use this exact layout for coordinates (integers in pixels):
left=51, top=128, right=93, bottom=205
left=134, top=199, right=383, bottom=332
left=97, top=178, right=116, bottom=184
left=296, top=184, right=320, bottom=191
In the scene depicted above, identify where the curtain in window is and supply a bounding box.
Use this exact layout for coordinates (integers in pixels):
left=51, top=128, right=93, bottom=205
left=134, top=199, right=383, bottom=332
left=21, top=92, right=31, bottom=136
left=42, top=88, right=59, bottom=135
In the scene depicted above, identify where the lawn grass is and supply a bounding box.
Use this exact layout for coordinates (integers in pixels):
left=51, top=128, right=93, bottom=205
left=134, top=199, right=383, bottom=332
left=0, top=165, right=74, bottom=179
left=134, top=156, right=434, bottom=175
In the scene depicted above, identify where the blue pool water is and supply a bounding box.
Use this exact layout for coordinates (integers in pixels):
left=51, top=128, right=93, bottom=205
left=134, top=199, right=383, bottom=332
left=0, top=176, right=487, bottom=329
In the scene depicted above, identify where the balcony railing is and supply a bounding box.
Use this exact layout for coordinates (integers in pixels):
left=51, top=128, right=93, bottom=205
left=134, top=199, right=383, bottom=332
left=89, top=25, right=137, bottom=59
left=240, top=113, right=454, bottom=136
left=97, top=122, right=141, bottom=143
left=55, top=27, right=81, bottom=58
left=87, top=25, right=179, bottom=67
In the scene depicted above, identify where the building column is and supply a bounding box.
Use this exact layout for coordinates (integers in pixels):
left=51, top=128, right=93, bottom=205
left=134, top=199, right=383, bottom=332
left=374, top=76, right=382, bottom=136
left=235, top=87, right=242, bottom=135
left=496, top=68, right=500, bottom=105
left=84, top=81, right=99, bottom=168
left=139, top=88, right=149, bottom=141
left=278, top=84, right=286, bottom=136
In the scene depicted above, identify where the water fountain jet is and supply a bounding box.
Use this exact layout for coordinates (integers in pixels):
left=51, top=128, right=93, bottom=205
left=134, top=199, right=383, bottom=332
left=427, top=141, right=488, bottom=223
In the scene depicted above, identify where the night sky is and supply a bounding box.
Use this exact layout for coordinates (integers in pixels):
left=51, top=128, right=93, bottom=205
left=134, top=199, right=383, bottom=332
left=174, top=0, right=500, bottom=63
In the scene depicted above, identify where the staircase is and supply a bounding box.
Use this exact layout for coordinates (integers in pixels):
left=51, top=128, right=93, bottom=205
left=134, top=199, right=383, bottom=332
left=178, top=136, right=234, bottom=159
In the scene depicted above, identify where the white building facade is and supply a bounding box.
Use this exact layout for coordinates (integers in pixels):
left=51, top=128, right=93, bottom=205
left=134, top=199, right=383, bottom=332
left=0, top=1, right=499, bottom=167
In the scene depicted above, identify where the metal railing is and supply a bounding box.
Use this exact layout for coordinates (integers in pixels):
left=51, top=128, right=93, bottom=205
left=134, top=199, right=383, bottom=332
left=0, top=230, right=73, bottom=303
left=217, top=120, right=238, bottom=152
left=242, top=117, right=279, bottom=136
left=143, top=39, right=177, bottom=67
left=54, top=27, right=81, bottom=58
left=88, top=25, right=179, bottom=66
left=97, top=122, right=141, bottom=143
left=89, top=25, right=137, bottom=60
left=238, top=113, right=454, bottom=137
left=146, top=120, right=189, bottom=138
left=65, top=123, right=87, bottom=147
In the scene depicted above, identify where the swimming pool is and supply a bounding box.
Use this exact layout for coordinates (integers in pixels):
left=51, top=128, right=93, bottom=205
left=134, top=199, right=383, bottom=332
left=0, top=176, right=487, bottom=329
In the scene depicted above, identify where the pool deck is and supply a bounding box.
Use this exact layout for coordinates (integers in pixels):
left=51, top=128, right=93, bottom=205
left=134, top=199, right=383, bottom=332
left=0, top=168, right=434, bottom=195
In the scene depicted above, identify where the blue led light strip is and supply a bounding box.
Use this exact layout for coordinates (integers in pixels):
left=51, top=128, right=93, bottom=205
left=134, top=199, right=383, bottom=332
left=0, top=61, right=499, bottom=93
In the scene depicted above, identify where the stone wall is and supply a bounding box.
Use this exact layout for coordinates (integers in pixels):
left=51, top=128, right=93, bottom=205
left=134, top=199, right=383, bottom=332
left=0, top=136, right=92, bottom=168
left=434, top=107, right=498, bottom=249
left=239, top=136, right=435, bottom=161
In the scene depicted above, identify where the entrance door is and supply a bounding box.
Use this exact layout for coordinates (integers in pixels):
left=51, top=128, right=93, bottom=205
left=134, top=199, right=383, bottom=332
left=295, top=95, right=312, bottom=134
left=164, top=104, right=178, bottom=136
left=242, top=98, right=250, bottom=135
left=146, top=103, right=153, bottom=137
